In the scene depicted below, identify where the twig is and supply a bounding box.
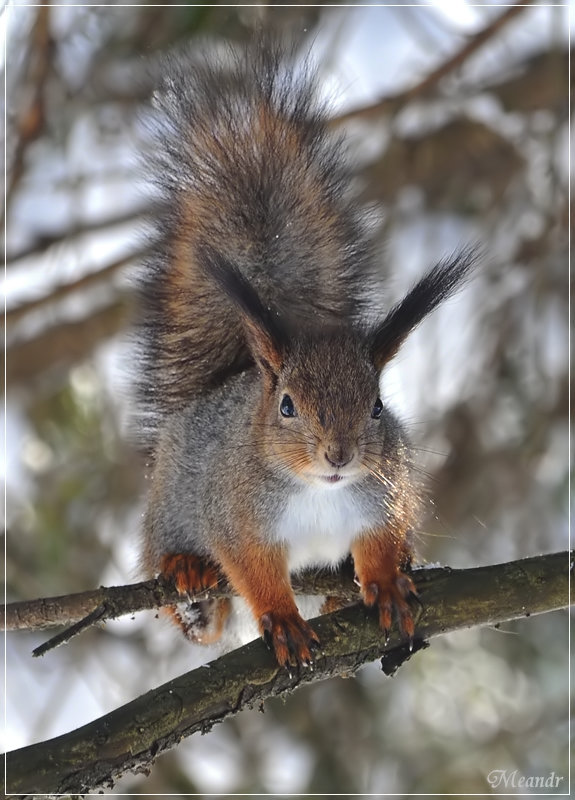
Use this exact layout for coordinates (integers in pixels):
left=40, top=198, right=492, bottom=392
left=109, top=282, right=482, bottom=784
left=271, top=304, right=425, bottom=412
left=4, top=550, right=570, bottom=796
left=32, top=604, right=108, bottom=658
left=332, top=0, right=532, bottom=126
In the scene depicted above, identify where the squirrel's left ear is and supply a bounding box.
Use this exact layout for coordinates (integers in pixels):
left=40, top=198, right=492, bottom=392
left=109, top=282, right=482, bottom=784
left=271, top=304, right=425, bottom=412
left=199, top=248, right=286, bottom=376
left=370, top=248, right=477, bottom=371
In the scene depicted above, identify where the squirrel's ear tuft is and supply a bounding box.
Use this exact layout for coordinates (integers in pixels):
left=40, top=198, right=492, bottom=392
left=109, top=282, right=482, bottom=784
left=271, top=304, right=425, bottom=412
left=370, top=247, right=478, bottom=371
left=199, top=247, right=286, bottom=375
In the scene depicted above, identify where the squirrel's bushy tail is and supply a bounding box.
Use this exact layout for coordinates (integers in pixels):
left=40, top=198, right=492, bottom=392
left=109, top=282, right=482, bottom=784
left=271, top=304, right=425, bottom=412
left=137, top=41, right=374, bottom=441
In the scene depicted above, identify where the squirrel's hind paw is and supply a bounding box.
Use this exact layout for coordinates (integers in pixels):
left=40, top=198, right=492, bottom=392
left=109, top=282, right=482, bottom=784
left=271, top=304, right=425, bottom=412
left=160, top=553, right=221, bottom=597
left=260, top=610, right=320, bottom=669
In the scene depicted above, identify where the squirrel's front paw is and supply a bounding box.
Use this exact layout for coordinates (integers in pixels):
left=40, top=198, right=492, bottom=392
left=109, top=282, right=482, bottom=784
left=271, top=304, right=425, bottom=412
left=160, top=553, right=220, bottom=596
left=260, top=610, right=320, bottom=668
left=359, top=569, right=418, bottom=642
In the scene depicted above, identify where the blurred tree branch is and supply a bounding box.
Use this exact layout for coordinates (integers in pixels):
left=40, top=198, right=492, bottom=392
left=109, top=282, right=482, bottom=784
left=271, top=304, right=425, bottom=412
left=5, top=0, right=565, bottom=395
left=5, top=4, right=53, bottom=221
left=6, top=247, right=149, bottom=328
left=4, top=551, right=570, bottom=796
left=6, top=205, right=155, bottom=266
left=332, top=0, right=532, bottom=125
left=5, top=299, right=129, bottom=390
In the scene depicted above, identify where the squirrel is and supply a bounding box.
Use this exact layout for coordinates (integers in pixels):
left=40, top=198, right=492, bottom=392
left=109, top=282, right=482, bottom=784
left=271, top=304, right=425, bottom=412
left=137, top=41, right=475, bottom=668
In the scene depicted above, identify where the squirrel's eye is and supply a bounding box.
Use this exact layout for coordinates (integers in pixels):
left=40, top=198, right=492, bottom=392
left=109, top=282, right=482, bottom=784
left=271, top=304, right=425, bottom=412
left=371, top=398, right=383, bottom=419
left=280, top=394, right=296, bottom=418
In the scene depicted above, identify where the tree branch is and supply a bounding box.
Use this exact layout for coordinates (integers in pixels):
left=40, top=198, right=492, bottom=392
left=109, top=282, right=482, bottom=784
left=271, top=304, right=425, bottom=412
left=4, top=551, right=570, bottom=796
left=4, top=559, right=360, bottom=636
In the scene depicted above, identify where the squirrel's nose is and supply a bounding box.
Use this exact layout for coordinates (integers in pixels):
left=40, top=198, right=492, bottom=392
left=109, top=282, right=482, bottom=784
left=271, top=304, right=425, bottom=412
left=324, top=446, right=354, bottom=469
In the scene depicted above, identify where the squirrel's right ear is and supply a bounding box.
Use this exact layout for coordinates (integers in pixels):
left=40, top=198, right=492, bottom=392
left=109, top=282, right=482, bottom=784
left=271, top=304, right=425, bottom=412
left=199, top=248, right=286, bottom=376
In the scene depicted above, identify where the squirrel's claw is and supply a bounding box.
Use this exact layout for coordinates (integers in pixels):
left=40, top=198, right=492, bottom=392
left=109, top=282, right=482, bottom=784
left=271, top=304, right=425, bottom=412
left=260, top=610, right=320, bottom=669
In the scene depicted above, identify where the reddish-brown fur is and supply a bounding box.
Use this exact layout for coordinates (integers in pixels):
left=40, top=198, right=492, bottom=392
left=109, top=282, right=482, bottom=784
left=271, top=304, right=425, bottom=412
left=160, top=553, right=221, bottom=595
left=214, top=536, right=319, bottom=667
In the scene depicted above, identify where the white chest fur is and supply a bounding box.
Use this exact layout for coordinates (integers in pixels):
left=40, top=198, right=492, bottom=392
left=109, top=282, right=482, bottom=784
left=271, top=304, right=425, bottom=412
left=274, top=482, right=372, bottom=572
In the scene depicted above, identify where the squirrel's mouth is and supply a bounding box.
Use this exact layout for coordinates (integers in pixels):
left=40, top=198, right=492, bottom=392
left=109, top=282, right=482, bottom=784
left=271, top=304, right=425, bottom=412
left=322, top=474, right=344, bottom=484
left=307, top=467, right=362, bottom=487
